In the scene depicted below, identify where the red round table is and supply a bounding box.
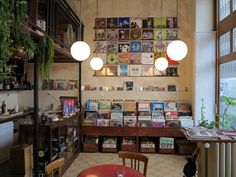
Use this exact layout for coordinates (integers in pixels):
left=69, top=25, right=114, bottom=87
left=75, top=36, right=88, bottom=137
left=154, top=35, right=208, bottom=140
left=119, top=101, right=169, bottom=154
left=77, top=164, right=145, bottom=177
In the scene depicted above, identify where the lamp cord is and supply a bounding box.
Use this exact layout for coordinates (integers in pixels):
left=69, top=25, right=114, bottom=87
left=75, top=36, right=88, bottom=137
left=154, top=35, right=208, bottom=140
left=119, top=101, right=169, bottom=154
left=96, top=0, right=98, bottom=57
left=177, top=0, right=179, bottom=39
left=80, top=0, right=82, bottom=41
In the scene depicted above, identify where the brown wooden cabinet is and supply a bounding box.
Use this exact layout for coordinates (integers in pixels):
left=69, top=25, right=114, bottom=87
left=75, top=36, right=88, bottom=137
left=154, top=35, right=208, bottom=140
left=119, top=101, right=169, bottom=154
left=18, top=113, right=81, bottom=172
left=81, top=126, right=188, bottom=153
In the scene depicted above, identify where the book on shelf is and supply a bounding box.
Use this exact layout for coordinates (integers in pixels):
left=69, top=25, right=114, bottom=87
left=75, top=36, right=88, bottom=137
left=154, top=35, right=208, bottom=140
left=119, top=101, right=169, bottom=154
left=151, top=111, right=165, bottom=119
left=110, top=119, right=123, bottom=127
left=164, top=101, right=177, bottom=111
left=166, top=120, right=180, bottom=128
left=152, top=119, right=165, bottom=128
left=110, top=112, right=123, bottom=120
left=159, top=137, right=174, bottom=149
left=97, top=119, right=110, bottom=127
left=124, top=117, right=137, bottom=127
left=151, top=102, right=164, bottom=111
left=165, top=111, right=179, bottom=119
left=138, top=120, right=152, bottom=127
left=111, top=100, right=123, bottom=112
left=137, top=101, right=151, bottom=111
left=122, top=137, right=136, bottom=145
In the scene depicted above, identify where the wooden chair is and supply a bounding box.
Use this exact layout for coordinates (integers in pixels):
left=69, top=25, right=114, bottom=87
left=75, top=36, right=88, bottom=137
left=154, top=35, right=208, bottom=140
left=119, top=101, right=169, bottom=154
left=45, top=158, right=65, bottom=177
left=118, top=151, right=148, bottom=176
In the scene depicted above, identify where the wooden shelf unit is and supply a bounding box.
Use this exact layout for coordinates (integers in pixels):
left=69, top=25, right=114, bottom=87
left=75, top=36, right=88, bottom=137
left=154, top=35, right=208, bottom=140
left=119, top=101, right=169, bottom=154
left=81, top=126, right=186, bottom=153
left=18, top=113, right=81, bottom=173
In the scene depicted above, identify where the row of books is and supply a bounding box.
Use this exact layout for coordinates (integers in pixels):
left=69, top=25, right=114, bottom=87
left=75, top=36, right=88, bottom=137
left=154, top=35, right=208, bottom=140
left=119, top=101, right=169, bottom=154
left=95, top=29, right=177, bottom=41
left=84, top=136, right=174, bottom=150
left=95, top=17, right=178, bottom=29
left=85, top=99, right=192, bottom=112
left=83, top=118, right=193, bottom=128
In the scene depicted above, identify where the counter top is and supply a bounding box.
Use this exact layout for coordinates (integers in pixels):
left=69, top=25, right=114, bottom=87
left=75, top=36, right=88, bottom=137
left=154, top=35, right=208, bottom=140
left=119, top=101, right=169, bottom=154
left=0, top=111, right=33, bottom=124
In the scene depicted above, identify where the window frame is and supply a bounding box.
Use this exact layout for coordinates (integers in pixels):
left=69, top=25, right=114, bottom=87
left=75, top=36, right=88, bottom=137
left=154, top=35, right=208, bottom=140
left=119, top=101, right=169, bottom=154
left=216, top=0, right=236, bottom=123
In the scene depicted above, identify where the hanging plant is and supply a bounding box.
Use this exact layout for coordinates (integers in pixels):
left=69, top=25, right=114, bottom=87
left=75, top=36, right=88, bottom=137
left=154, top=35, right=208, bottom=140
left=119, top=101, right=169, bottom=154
left=11, top=0, right=36, bottom=61
left=38, top=36, right=54, bottom=80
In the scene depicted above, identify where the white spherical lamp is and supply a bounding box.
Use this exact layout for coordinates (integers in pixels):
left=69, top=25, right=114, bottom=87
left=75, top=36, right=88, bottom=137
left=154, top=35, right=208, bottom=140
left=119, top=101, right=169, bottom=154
left=167, top=40, right=188, bottom=61
left=90, top=57, right=104, bottom=70
left=154, top=57, right=168, bottom=71
left=70, top=41, right=91, bottom=61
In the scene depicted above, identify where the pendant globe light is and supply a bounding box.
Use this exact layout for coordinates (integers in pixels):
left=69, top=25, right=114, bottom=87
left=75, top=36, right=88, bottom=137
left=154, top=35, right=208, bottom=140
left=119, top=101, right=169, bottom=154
left=90, top=0, right=104, bottom=70
left=166, top=0, right=188, bottom=61
left=155, top=0, right=168, bottom=71
left=70, top=0, right=90, bottom=61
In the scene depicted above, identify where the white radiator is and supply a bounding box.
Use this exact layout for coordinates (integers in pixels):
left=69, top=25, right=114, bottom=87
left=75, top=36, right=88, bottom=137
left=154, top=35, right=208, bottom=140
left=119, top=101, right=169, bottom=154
left=197, top=142, right=236, bottom=177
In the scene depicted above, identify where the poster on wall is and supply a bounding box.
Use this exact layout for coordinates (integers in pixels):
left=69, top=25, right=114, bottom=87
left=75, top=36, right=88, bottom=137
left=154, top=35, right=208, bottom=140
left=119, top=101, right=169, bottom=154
left=118, top=29, right=130, bottom=40
left=118, top=65, right=129, bottom=76
left=130, top=41, right=142, bottom=52
left=142, top=29, right=154, bottom=40
left=130, top=17, right=142, bottom=28
left=117, top=53, right=130, bottom=64
left=107, top=29, right=118, bottom=41
left=106, top=53, right=118, bottom=64
left=142, top=65, right=154, bottom=76
left=118, top=17, right=130, bottom=28
left=107, top=18, right=118, bottom=28
left=106, top=65, right=118, bottom=76
left=95, top=18, right=106, bottom=28
left=130, top=53, right=141, bottom=64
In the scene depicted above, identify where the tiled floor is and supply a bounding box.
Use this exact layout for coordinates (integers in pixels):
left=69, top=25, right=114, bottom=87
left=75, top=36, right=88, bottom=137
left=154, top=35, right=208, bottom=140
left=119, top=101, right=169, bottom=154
left=63, top=153, right=186, bottom=177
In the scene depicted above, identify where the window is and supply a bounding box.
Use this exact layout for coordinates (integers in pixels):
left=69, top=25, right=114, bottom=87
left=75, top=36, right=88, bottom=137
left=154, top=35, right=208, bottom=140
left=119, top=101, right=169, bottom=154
left=219, top=32, right=231, bottom=56
left=219, top=0, right=230, bottom=20
left=233, top=28, right=236, bottom=51
left=217, top=0, right=236, bottom=129
left=234, top=0, right=236, bottom=11
left=220, top=61, right=236, bottom=129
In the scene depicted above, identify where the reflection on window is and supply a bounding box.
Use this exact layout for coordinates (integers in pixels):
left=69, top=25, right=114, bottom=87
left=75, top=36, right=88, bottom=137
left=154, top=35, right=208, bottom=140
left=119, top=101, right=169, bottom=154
left=220, top=61, right=236, bottom=129
left=220, top=32, right=230, bottom=56
left=234, top=0, right=236, bottom=11
left=219, top=0, right=230, bottom=21
left=234, top=28, right=236, bottom=51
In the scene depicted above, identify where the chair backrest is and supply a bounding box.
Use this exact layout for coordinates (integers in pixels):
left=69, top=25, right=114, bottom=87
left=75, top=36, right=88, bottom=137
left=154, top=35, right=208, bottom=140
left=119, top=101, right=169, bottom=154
left=118, top=151, right=148, bottom=176
left=45, top=158, right=65, bottom=177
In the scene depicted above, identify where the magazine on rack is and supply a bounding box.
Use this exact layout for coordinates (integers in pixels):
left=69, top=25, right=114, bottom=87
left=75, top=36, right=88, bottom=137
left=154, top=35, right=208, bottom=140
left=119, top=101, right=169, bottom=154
left=184, top=127, right=219, bottom=140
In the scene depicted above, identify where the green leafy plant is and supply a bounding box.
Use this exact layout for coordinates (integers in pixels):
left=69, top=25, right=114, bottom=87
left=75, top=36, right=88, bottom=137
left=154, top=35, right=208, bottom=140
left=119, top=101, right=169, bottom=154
left=0, top=0, right=36, bottom=82
left=216, top=96, right=236, bottom=130
left=198, top=98, right=215, bottom=129
left=38, top=36, right=54, bottom=80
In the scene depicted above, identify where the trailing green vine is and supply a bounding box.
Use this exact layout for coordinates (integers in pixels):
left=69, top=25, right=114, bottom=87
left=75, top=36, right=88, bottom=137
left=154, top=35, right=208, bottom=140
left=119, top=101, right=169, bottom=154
left=38, top=36, right=54, bottom=80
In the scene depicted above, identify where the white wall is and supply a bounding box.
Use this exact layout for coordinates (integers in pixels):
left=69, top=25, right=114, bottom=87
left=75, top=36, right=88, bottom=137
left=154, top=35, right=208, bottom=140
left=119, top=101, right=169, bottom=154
left=194, top=0, right=216, bottom=123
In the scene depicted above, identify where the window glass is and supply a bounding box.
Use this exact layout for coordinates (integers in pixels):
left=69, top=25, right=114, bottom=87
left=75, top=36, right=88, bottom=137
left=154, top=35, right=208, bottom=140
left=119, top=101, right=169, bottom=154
left=234, top=0, right=236, bottom=11
left=219, top=0, right=230, bottom=21
left=233, top=28, right=236, bottom=52
left=220, top=60, right=236, bottom=129
left=219, top=32, right=231, bottom=56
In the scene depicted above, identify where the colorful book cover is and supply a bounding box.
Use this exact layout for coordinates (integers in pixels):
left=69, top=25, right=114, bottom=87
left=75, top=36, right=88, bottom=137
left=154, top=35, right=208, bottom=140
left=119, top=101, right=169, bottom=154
left=106, top=53, right=117, bottom=64
left=165, top=111, right=179, bottom=119
left=63, top=99, right=74, bottom=115
left=154, top=17, right=166, bottom=28
left=97, top=119, right=110, bottom=127
left=142, top=29, right=154, bottom=40
left=130, top=29, right=141, bottom=40
left=164, top=101, right=177, bottom=111
left=111, top=100, right=123, bottom=112
left=110, top=112, right=123, bottom=119
left=96, top=41, right=107, bottom=53
left=166, top=17, right=178, bottom=28
left=124, top=117, right=137, bottom=127
left=95, top=29, right=106, bottom=41
left=138, top=120, right=152, bottom=127
left=159, top=137, right=174, bottom=149
left=166, top=67, right=178, bottom=76
left=118, top=65, right=129, bottom=76
left=124, top=100, right=136, bottom=111
left=118, top=43, right=130, bottom=53
left=177, top=102, right=192, bottom=112
left=118, top=17, right=130, bottom=28
left=154, top=29, right=166, bottom=40
left=95, top=18, right=106, bottom=28
left=152, top=119, right=165, bottom=127
left=142, top=65, right=154, bottom=76
left=107, top=18, right=118, bottom=28
left=130, top=41, right=142, bottom=52
left=130, top=53, right=141, bottom=64
left=166, top=28, right=177, bottom=40
left=130, top=18, right=142, bottom=28
left=165, top=120, right=180, bottom=128
left=142, top=41, right=154, bottom=52
left=98, top=100, right=111, bottom=110
left=95, top=67, right=106, bottom=76
left=152, top=111, right=165, bottom=119
left=106, top=65, right=118, bottom=76
left=106, top=41, right=118, bottom=52
left=118, top=29, right=130, bottom=40
left=129, top=65, right=142, bottom=76
left=141, top=53, right=154, bottom=64
left=151, top=102, right=164, bottom=111
left=142, top=17, right=154, bottom=28
left=110, top=119, right=123, bottom=127
left=85, top=100, right=98, bottom=111
left=85, top=112, right=99, bottom=119
left=106, top=29, right=118, bottom=41
left=153, top=40, right=166, bottom=53
left=117, top=53, right=130, bottom=64
left=138, top=101, right=151, bottom=111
